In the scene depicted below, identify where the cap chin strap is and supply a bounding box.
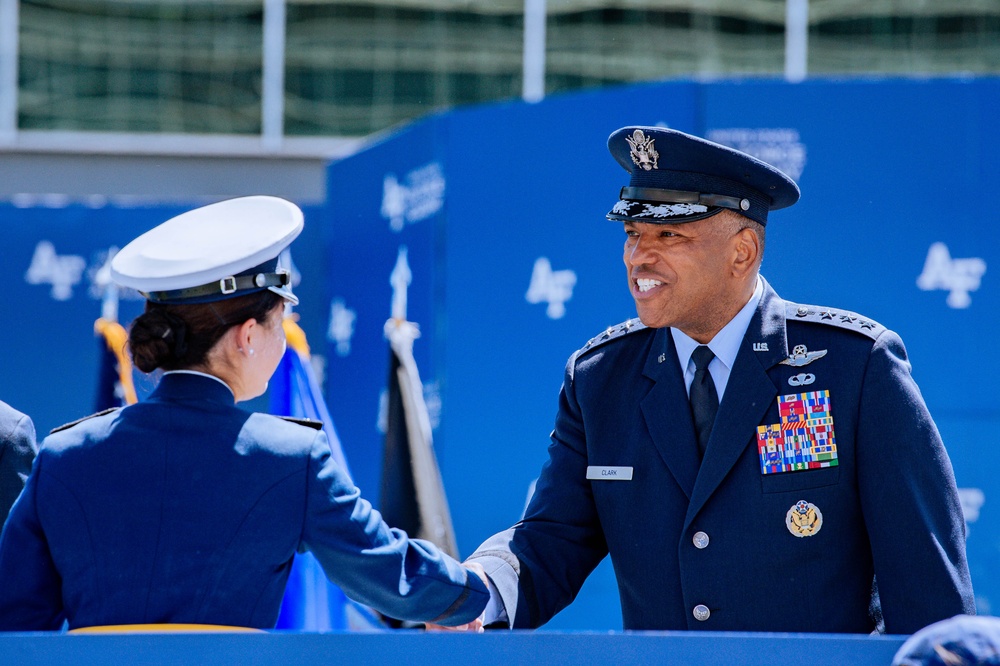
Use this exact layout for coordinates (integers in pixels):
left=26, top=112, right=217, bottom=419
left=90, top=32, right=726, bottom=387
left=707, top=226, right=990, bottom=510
left=620, top=186, right=750, bottom=212
left=145, top=269, right=291, bottom=303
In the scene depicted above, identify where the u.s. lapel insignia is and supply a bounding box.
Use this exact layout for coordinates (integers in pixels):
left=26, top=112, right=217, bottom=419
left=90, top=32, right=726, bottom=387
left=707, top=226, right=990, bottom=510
left=626, top=129, right=659, bottom=171
left=786, top=500, right=823, bottom=537
left=780, top=344, right=828, bottom=367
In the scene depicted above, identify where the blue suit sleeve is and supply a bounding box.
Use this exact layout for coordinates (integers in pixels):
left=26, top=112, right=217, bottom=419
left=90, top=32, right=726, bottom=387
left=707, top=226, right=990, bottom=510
left=856, top=330, right=975, bottom=633
left=468, top=355, right=608, bottom=628
left=0, top=410, right=38, bottom=525
left=300, top=432, right=488, bottom=626
left=0, top=452, right=66, bottom=631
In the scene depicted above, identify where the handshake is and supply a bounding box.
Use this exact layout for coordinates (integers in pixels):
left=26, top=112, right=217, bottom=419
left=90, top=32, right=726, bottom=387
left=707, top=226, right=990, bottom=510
left=425, top=561, right=492, bottom=633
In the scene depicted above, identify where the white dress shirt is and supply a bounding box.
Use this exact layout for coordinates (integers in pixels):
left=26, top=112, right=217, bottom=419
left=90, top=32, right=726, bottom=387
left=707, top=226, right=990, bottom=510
left=670, top=276, right=764, bottom=403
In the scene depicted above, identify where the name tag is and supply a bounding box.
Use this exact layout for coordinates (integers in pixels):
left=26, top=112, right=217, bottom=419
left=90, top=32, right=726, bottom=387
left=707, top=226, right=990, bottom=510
left=586, top=466, right=633, bottom=481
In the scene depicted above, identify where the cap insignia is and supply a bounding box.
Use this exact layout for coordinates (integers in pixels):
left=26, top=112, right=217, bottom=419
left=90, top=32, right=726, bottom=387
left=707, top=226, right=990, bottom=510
left=626, top=129, right=659, bottom=171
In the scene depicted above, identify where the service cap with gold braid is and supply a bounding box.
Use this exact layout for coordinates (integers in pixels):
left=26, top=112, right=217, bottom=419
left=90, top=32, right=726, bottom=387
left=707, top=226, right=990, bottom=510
left=606, top=126, right=801, bottom=226
left=111, top=195, right=303, bottom=305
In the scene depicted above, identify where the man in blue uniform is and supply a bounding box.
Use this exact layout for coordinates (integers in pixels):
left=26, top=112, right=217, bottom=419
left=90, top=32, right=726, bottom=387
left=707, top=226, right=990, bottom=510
left=465, top=127, right=974, bottom=633
left=0, top=196, right=488, bottom=631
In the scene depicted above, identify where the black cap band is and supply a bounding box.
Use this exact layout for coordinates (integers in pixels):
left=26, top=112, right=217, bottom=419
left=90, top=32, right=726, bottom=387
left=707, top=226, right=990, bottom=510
left=620, top=186, right=751, bottom=212
left=145, top=270, right=290, bottom=304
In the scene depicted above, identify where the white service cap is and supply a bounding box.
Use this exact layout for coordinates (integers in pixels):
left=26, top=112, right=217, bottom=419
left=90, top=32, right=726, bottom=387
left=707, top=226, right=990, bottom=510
left=111, top=195, right=304, bottom=305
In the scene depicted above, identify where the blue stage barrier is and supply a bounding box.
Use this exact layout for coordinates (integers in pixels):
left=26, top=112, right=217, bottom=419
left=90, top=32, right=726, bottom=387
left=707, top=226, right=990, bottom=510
left=0, top=630, right=907, bottom=666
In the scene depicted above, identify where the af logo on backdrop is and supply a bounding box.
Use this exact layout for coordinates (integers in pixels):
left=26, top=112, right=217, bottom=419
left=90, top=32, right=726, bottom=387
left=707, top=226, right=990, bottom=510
left=24, top=241, right=87, bottom=300
left=24, top=241, right=145, bottom=304
left=916, top=242, right=987, bottom=308
left=526, top=257, right=577, bottom=319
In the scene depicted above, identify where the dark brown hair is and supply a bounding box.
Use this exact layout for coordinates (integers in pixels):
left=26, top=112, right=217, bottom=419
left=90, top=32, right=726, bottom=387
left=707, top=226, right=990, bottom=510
left=128, top=290, right=284, bottom=373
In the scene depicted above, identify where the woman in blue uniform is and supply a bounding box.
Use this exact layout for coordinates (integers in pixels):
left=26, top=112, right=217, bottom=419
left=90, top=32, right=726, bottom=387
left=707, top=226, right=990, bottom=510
left=0, top=196, right=488, bottom=631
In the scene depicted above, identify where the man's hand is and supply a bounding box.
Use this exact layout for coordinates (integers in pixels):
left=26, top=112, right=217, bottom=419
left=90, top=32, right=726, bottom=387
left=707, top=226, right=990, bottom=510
left=424, top=562, right=489, bottom=633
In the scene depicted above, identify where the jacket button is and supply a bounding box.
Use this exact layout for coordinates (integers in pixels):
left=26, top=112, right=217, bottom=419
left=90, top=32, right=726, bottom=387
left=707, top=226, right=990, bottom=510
left=693, top=605, right=711, bottom=622
left=692, top=531, right=710, bottom=549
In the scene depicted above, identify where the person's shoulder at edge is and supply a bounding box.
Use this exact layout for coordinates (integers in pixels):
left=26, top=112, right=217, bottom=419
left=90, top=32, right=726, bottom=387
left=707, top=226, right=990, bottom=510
left=0, top=400, right=32, bottom=431
left=0, top=401, right=36, bottom=453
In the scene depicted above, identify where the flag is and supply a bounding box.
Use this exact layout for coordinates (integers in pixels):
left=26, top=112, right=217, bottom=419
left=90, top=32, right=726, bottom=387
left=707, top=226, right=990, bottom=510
left=270, top=317, right=384, bottom=631
left=94, top=317, right=138, bottom=411
left=379, top=318, right=458, bottom=558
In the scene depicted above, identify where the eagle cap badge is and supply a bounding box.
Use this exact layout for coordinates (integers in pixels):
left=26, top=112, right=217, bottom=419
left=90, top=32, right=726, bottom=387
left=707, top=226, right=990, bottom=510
left=626, top=129, right=659, bottom=171
left=786, top=500, right=823, bottom=537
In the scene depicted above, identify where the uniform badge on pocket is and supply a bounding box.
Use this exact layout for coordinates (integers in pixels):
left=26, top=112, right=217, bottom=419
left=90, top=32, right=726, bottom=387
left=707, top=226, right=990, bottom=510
left=757, top=389, right=838, bottom=475
left=786, top=500, right=823, bottom=537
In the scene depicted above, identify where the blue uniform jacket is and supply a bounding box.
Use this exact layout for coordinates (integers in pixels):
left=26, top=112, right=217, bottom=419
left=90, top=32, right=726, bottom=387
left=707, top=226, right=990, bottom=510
left=0, top=373, right=487, bottom=630
left=469, top=279, right=974, bottom=633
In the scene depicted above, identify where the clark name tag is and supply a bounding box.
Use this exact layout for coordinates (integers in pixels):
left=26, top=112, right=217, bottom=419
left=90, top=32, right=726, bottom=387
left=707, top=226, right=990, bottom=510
left=586, top=466, right=633, bottom=481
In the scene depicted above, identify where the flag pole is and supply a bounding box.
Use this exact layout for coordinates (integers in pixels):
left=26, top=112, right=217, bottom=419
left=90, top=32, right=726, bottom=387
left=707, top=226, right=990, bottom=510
left=382, top=246, right=459, bottom=557
left=95, top=247, right=120, bottom=324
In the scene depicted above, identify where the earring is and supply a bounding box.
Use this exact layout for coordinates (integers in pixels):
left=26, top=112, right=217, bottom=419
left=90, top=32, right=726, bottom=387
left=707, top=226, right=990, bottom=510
left=249, top=349, right=255, bottom=356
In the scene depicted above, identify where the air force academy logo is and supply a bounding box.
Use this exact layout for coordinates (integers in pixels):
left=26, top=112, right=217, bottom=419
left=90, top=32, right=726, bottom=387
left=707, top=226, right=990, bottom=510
left=916, top=242, right=986, bottom=309
left=24, top=241, right=87, bottom=301
left=526, top=257, right=577, bottom=319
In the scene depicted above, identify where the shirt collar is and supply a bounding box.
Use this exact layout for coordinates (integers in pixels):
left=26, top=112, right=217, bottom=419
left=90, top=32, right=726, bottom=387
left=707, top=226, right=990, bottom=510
left=671, top=276, right=764, bottom=372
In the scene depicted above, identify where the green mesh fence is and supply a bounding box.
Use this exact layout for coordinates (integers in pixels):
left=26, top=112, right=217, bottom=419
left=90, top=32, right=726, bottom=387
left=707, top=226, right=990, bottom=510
left=12, top=0, right=1000, bottom=138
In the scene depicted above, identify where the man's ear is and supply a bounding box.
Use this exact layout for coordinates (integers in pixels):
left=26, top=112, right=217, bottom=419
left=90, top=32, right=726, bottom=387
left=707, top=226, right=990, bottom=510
left=732, top=227, right=760, bottom=277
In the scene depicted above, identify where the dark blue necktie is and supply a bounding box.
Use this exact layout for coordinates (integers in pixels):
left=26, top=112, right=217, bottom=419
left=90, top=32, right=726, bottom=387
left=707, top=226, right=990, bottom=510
left=690, top=345, right=719, bottom=457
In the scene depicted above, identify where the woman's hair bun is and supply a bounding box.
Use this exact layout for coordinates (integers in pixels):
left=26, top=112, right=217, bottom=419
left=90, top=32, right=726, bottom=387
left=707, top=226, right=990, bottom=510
left=129, top=309, right=189, bottom=372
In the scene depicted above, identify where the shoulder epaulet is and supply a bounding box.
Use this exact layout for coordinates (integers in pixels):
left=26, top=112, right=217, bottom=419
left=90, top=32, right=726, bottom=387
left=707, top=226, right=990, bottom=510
left=49, top=407, right=120, bottom=435
left=785, top=303, right=884, bottom=341
left=279, top=416, right=324, bottom=431
left=579, top=317, right=648, bottom=355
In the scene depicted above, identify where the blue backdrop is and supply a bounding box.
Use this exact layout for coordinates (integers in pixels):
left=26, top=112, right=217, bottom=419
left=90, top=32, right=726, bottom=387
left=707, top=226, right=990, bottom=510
left=323, top=77, right=999, bottom=629
left=1, top=76, right=996, bottom=631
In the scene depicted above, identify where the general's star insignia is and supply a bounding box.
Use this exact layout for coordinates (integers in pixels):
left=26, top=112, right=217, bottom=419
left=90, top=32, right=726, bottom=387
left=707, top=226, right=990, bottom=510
left=779, top=344, right=828, bottom=367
